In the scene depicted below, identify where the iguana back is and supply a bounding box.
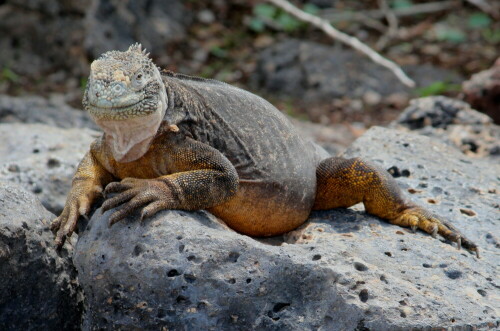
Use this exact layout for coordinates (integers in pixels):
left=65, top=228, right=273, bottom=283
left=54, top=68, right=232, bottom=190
left=162, top=73, right=320, bottom=185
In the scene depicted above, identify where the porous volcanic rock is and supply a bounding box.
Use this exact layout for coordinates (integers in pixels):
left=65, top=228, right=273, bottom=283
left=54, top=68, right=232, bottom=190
left=0, top=123, right=99, bottom=214
left=0, top=181, right=82, bottom=330
left=0, top=94, right=98, bottom=130
left=391, top=96, right=500, bottom=159
left=74, top=127, right=499, bottom=330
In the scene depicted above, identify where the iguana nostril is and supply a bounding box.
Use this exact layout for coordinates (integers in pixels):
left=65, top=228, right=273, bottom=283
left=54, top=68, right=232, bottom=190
left=96, top=92, right=100, bottom=97
left=112, top=83, right=124, bottom=94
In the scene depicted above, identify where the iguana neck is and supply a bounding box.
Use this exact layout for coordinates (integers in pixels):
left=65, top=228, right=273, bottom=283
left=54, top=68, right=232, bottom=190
left=96, top=110, right=165, bottom=163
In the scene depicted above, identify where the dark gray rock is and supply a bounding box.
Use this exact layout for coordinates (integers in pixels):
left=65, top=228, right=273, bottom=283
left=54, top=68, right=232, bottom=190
left=462, top=58, right=500, bottom=124
left=391, top=96, right=500, bottom=159
left=0, top=181, right=82, bottom=330
left=0, top=0, right=188, bottom=82
left=0, top=94, right=98, bottom=130
left=74, top=127, right=499, bottom=330
left=0, top=0, right=88, bottom=77
left=85, top=0, right=191, bottom=61
left=252, top=39, right=462, bottom=102
left=394, top=96, right=492, bottom=129
left=75, top=209, right=364, bottom=330
left=0, top=123, right=99, bottom=214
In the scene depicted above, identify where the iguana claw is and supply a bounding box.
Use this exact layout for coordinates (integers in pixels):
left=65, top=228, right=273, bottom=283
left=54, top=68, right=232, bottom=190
left=431, top=225, right=438, bottom=238
left=103, top=178, right=173, bottom=226
left=389, top=206, right=478, bottom=257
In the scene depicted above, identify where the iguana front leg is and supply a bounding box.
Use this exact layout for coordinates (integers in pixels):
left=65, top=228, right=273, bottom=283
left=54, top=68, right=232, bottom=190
left=51, top=149, right=114, bottom=247
left=313, top=157, right=479, bottom=257
left=100, top=135, right=239, bottom=226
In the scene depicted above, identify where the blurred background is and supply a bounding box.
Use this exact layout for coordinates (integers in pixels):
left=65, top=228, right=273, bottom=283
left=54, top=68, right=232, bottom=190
left=0, top=0, right=498, bottom=139
left=1, top=3, right=499, bottom=329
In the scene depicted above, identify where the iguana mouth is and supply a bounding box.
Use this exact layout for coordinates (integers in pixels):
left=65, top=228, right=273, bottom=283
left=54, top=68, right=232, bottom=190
left=89, top=99, right=143, bottom=111
left=86, top=97, right=158, bottom=120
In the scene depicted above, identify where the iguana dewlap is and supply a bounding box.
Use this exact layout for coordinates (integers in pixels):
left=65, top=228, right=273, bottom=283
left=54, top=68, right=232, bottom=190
left=51, top=44, right=478, bottom=257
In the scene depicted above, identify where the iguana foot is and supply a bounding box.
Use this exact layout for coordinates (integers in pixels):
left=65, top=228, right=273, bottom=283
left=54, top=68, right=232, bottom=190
left=102, top=177, right=175, bottom=226
left=51, top=185, right=101, bottom=248
left=314, top=156, right=479, bottom=258
left=390, top=206, right=479, bottom=257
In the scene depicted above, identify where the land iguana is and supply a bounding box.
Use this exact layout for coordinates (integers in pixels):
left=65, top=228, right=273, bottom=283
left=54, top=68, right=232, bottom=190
left=51, top=44, right=478, bottom=257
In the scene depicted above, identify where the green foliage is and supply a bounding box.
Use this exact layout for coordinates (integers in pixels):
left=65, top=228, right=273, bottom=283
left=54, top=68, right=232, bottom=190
left=431, top=11, right=494, bottom=44
left=80, top=77, right=88, bottom=92
left=482, top=28, right=500, bottom=44
left=275, top=12, right=302, bottom=32
left=434, top=25, right=466, bottom=43
left=391, top=0, right=413, bottom=9
left=303, top=3, right=320, bottom=15
left=416, top=81, right=461, bottom=97
left=254, top=3, right=277, bottom=18
left=467, top=12, right=492, bottom=29
left=210, top=46, right=227, bottom=58
left=250, top=3, right=319, bottom=33
left=1, top=67, right=19, bottom=83
left=467, top=12, right=498, bottom=44
left=249, top=17, right=266, bottom=32
left=250, top=3, right=276, bottom=33
left=250, top=4, right=276, bottom=32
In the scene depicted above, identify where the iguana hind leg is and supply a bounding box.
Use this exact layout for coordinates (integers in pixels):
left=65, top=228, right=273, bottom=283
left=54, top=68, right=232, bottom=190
left=313, top=156, right=478, bottom=256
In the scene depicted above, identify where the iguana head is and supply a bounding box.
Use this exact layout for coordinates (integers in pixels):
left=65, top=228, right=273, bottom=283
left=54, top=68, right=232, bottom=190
left=83, top=43, right=167, bottom=163
left=83, top=43, right=166, bottom=121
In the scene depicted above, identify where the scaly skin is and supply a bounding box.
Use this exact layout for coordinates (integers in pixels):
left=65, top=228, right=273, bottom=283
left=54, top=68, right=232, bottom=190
left=51, top=44, right=478, bottom=257
left=313, top=157, right=477, bottom=251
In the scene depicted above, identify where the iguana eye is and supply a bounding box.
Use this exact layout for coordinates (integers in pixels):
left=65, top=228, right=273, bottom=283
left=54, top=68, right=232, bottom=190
left=132, top=72, right=146, bottom=89
left=134, top=72, right=145, bottom=82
